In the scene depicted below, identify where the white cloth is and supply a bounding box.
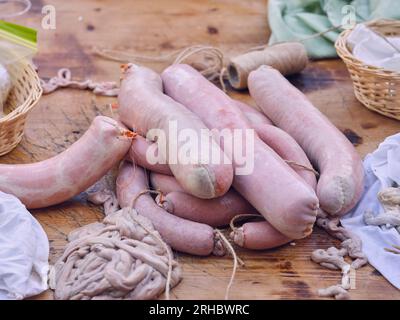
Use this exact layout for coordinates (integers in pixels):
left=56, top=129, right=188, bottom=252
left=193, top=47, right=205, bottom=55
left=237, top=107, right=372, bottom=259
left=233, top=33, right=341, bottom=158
left=347, top=24, right=400, bottom=72
left=341, top=133, right=400, bottom=290
left=0, top=191, right=49, bottom=299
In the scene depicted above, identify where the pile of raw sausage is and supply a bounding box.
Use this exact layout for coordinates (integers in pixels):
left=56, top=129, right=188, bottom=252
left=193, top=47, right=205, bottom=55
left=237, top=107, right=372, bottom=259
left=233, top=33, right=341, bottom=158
left=119, top=63, right=363, bottom=254
left=0, top=63, right=364, bottom=257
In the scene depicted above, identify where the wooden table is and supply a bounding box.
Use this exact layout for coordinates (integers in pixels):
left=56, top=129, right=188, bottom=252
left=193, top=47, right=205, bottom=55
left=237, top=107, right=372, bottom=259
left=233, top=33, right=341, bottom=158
left=6, top=0, right=399, bottom=299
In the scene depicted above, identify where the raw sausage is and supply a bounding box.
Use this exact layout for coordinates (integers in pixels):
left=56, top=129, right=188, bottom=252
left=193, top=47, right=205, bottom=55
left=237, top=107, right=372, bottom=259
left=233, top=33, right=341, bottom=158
left=116, top=161, right=224, bottom=256
left=118, top=64, right=233, bottom=199
left=0, top=116, right=132, bottom=209
left=248, top=66, right=364, bottom=216
left=162, top=64, right=319, bottom=239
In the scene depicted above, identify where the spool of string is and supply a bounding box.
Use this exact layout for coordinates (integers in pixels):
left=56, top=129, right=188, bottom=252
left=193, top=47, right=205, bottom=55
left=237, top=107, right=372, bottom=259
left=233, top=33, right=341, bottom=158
left=227, top=42, right=308, bottom=90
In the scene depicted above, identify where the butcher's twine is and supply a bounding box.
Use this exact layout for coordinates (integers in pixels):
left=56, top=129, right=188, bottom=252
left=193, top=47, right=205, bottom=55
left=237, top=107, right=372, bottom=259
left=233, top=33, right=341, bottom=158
left=94, top=44, right=226, bottom=89
left=229, top=214, right=263, bottom=234
left=284, top=160, right=319, bottom=177
left=224, top=24, right=348, bottom=89
left=93, top=25, right=343, bottom=91
left=134, top=188, right=243, bottom=300
left=227, top=42, right=308, bottom=89
left=42, top=25, right=341, bottom=96
left=41, top=24, right=347, bottom=96
left=94, top=43, right=307, bottom=91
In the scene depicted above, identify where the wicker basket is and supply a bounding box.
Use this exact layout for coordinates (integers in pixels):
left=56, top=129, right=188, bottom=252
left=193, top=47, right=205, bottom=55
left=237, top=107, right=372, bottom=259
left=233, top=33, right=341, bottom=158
left=335, top=19, right=400, bottom=120
left=0, top=60, right=42, bottom=156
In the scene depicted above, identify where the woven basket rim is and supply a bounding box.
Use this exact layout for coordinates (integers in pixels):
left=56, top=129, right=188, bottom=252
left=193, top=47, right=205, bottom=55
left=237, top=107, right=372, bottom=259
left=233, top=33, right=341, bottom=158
left=0, top=61, right=42, bottom=123
left=335, top=19, right=400, bottom=78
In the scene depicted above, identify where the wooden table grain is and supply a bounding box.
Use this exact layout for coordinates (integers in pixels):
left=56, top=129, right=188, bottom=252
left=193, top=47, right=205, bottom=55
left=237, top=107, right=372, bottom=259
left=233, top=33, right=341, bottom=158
left=6, top=0, right=400, bottom=300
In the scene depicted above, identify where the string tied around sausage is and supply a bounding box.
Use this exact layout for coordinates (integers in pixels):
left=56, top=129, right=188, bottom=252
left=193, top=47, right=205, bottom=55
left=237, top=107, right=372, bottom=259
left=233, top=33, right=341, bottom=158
left=229, top=214, right=264, bottom=234
left=94, top=44, right=227, bottom=91
left=128, top=187, right=245, bottom=300
left=213, top=229, right=245, bottom=300
left=284, top=159, right=320, bottom=177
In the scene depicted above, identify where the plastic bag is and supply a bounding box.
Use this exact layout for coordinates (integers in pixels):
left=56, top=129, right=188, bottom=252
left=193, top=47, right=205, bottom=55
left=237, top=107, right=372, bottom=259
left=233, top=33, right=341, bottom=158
left=0, top=20, right=36, bottom=66
left=0, top=0, right=32, bottom=20
left=0, top=20, right=36, bottom=115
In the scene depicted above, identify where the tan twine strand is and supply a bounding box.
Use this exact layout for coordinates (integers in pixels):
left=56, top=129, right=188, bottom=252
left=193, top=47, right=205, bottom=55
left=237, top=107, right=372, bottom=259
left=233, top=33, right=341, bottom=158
left=94, top=45, right=227, bottom=90
left=93, top=25, right=345, bottom=93
left=130, top=189, right=172, bottom=300
left=214, top=229, right=243, bottom=300
left=50, top=207, right=181, bottom=300
left=284, top=160, right=320, bottom=177
left=130, top=189, right=163, bottom=209
left=219, top=67, right=227, bottom=93
left=229, top=214, right=264, bottom=234
left=247, top=25, right=343, bottom=53
left=94, top=47, right=181, bottom=63
left=132, top=188, right=242, bottom=299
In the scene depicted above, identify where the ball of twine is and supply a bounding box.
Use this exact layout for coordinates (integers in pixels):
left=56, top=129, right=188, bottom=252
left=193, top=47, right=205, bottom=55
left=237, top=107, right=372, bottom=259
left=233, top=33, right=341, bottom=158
left=227, top=42, right=308, bottom=90
left=50, top=207, right=182, bottom=300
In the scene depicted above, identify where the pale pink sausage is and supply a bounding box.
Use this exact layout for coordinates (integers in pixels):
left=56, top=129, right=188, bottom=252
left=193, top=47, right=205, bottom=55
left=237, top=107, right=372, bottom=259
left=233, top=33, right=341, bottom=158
left=252, top=123, right=317, bottom=189
left=118, top=64, right=233, bottom=199
left=0, top=116, right=132, bottom=209
left=162, top=64, right=319, bottom=239
left=159, top=190, right=258, bottom=227
left=231, top=220, right=291, bottom=250
left=150, top=98, right=314, bottom=248
left=233, top=102, right=316, bottom=249
left=148, top=101, right=314, bottom=248
left=234, top=100, right=273, bottom=126
left=129, top=135, right=172, bottom=175
left=236, top=100, right=317, bottom=189
left=140, top=96, right=314, bottom=248
left=132, top=109, right=317, bottom=189
left=150, top=171, right=289, bottom=248
left=248, top=66, right=364, bottom=216
left=150, top=172, right=258, bottom=227
left=116, top=161, right=224, bottom=256
left=149, top=144, right=293, bottom=249
left=150, top=172, right=259, bottom=227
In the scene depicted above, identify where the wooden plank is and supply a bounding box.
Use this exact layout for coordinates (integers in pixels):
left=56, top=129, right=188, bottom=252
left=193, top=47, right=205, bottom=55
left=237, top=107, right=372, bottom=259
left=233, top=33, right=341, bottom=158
left=4, top=0, right=399, bottom=299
